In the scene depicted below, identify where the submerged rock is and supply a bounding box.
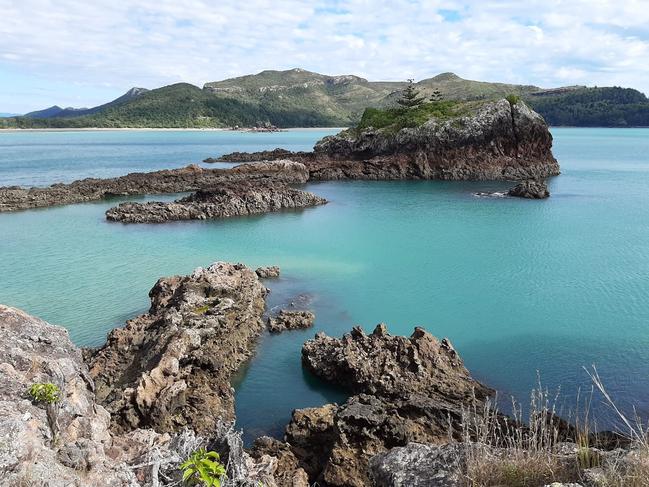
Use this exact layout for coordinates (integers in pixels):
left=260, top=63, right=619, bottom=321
left=507, top=179, right=550, bottom=198
left=287, top=324, right=493, bottom=486
left=106, top=182, right=326, bottom=223
left=86, top=262, right=268, bottom=435
left=267, top=310, right=315, bottom=333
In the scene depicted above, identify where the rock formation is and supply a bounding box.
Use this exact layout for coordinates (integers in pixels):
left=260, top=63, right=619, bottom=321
left=285, top=324, right=493, bottom=486
left=267, top=310, right=315, bottom=333
left=85, top=262, right=267, bottom=435
left=0, top=100, right=559, bottom=212
left=105, top=183, right=327, bottom=223
left=255, top=266, right=281, bottom=278
left=507, top=179, right=550, bottom=198
left=0, top=160, right=309, bottom=212
left=205, top=148, right=307, bottom=163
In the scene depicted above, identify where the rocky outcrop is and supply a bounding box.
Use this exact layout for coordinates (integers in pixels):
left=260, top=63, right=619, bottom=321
left=85, top=262, right=267, bottom=435
left=255, top=266, right=281, bottom=278
left=0, top=305, right=139, bottom=485
left=105, top=183, right=326, bottom=223
left=286, top=324, right=493, bottom=486
left=308, top=100, right=559, bottom=181
left=267, top=310, right=315, bottom=333
left=206, top=148, right=308, bottom=163
left=0, top=160, right=309, bottom=212
left=508, top=178, right=550, bottom=198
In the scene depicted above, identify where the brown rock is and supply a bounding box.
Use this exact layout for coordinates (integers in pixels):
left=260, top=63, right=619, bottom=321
left=86, top=262, right=268, bottom=435
left=268, top=310, right=315, bottom=333
left=256, top=265, right=281, bottom=278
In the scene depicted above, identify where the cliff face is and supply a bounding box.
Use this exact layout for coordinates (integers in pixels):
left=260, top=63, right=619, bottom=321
left=309, top=100, right=559, bottom=181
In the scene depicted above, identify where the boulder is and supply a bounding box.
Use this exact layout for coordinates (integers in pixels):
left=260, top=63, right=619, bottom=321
left=508, top=179, right=550, bottom=199
left=268, top=310, right=315, bottom=333
left=255, top=265, right=281, bottom=278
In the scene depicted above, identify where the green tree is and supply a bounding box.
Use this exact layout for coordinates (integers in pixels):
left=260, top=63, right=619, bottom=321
left=430, top=88, right=443, bottom=102
left=396, top=79, right=426, bottom=109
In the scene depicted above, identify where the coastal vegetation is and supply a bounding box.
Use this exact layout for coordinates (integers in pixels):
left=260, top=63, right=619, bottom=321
left=2, top=69, right=649, bottom=129
left=180, top=448, right=226, bottom=486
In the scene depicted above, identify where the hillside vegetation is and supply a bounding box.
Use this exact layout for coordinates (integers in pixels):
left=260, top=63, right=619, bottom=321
left=3, top=69, right=649, bottom=128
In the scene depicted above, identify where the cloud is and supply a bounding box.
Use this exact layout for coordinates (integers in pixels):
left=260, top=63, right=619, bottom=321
left=1, top=0, right=649, bottom=111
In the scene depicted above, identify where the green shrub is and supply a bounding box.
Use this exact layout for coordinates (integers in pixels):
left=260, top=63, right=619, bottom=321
left=28, top=382, right=61, bottom=404
left=506, top=94, right=521, bottom=106
left=180, top=448, right=226, bottom=486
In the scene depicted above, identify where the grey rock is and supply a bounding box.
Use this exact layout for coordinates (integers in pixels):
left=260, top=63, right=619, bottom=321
left=370, top=443, right=466, bottom=487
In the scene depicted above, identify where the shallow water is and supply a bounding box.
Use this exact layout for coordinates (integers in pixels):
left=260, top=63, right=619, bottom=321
left=2, top=127, right=649, bottom=441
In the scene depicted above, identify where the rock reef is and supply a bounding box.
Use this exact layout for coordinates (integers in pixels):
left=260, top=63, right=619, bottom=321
left=0, top=100, right=559, bottom=212
left=0, top=160, right=309, bottom=212
left=105, top=182, right=327, bottom=223
left=85, top=262, right=267, bottom=435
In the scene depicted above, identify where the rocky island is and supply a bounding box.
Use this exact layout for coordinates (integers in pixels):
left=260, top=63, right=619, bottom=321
left=0, top=99, right=559, bottom=213
left=105, top=182, right=327, bottom=223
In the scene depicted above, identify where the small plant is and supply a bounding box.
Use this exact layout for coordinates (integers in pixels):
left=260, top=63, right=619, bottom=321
left=193, top=304, right=210, bottom=315
left=180, top=448, right=226, bottom=487
left=506, top=94, right=521, bottom=106
left=28, top=382, right=61, bottom=404
left=28, top=382, right=61, bottom=445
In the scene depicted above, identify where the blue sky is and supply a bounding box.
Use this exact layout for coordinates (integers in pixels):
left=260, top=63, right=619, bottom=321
left=1, top=0, right=649, bottom=113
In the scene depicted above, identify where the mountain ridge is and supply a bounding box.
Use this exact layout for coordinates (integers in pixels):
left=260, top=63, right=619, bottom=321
left=4, top=69, right=649, bottom=128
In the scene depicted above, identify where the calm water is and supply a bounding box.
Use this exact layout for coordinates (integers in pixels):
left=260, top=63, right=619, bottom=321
left=2, top=128, right=649, bottom=440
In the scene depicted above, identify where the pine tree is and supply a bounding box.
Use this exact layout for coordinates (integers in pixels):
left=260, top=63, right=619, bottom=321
left=396, top=79, right=426, bottom=109
left=430, top=88, right=443, bottom=102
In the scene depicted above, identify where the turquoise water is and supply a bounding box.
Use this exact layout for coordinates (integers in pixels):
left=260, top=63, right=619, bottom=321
left=2, top=128, right=649, bottom=440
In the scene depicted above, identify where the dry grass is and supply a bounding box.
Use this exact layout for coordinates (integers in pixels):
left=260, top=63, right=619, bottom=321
left=460, top=369, right=649, bottom=486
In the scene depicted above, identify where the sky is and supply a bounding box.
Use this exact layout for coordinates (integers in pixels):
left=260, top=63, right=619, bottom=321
left=2, top=0, right=649, bottom=113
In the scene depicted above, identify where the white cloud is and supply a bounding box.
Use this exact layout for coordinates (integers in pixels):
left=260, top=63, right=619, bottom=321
left=1, top=0, right=649, bottom=111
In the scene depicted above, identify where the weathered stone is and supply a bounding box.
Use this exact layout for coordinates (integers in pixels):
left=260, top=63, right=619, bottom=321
left=86, top=262, right=268, bottom=435
left=508, top=178, right=550, bottom=198
left=255, top=266, right=281, bottom=278
left=287, top=324, right=493, bottom=486
left=249, top=436, right=310, bottom=487
left=105, top=182, right=326, bottom=223
left=268, top=310, right=315, bottom=333
left=370, top=443, right=466, bottom=487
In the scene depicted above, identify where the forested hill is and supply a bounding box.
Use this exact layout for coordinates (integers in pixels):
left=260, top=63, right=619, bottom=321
left=3, top=69, right=649, bottom=128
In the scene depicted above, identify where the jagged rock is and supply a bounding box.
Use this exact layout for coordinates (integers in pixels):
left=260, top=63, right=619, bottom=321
left=268, top=310, right=315, bottom=333
left=302, top=324, right=492, bottom=400
left=86, top=262, right=268, bottom=435
left=508, top=178, right=550, bottom=198
left=255, top=266, right=281, bottom=278
left=105, top=182, right=326, bottom=223
left=370, top=443, right=466, bottom=487
left=287, top=324, right=493, bottom=486
left=249, top=436, right=310, bottom=487
left=0, top=305, right=139, bottom=486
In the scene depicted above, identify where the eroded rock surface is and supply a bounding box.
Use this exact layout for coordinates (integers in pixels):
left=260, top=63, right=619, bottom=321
left=86, top=262, right=267, bottom=435
left=508, top=178, right=550, bottom=199
left=268, top=310, right=315, bottom=333
left=106, top=182, right=326, bottom=223
left=0, top=160, right=309, bottom=212
left=255, top=265, right=281, bottom=278
left=287, top=324, right=493, bottom=486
